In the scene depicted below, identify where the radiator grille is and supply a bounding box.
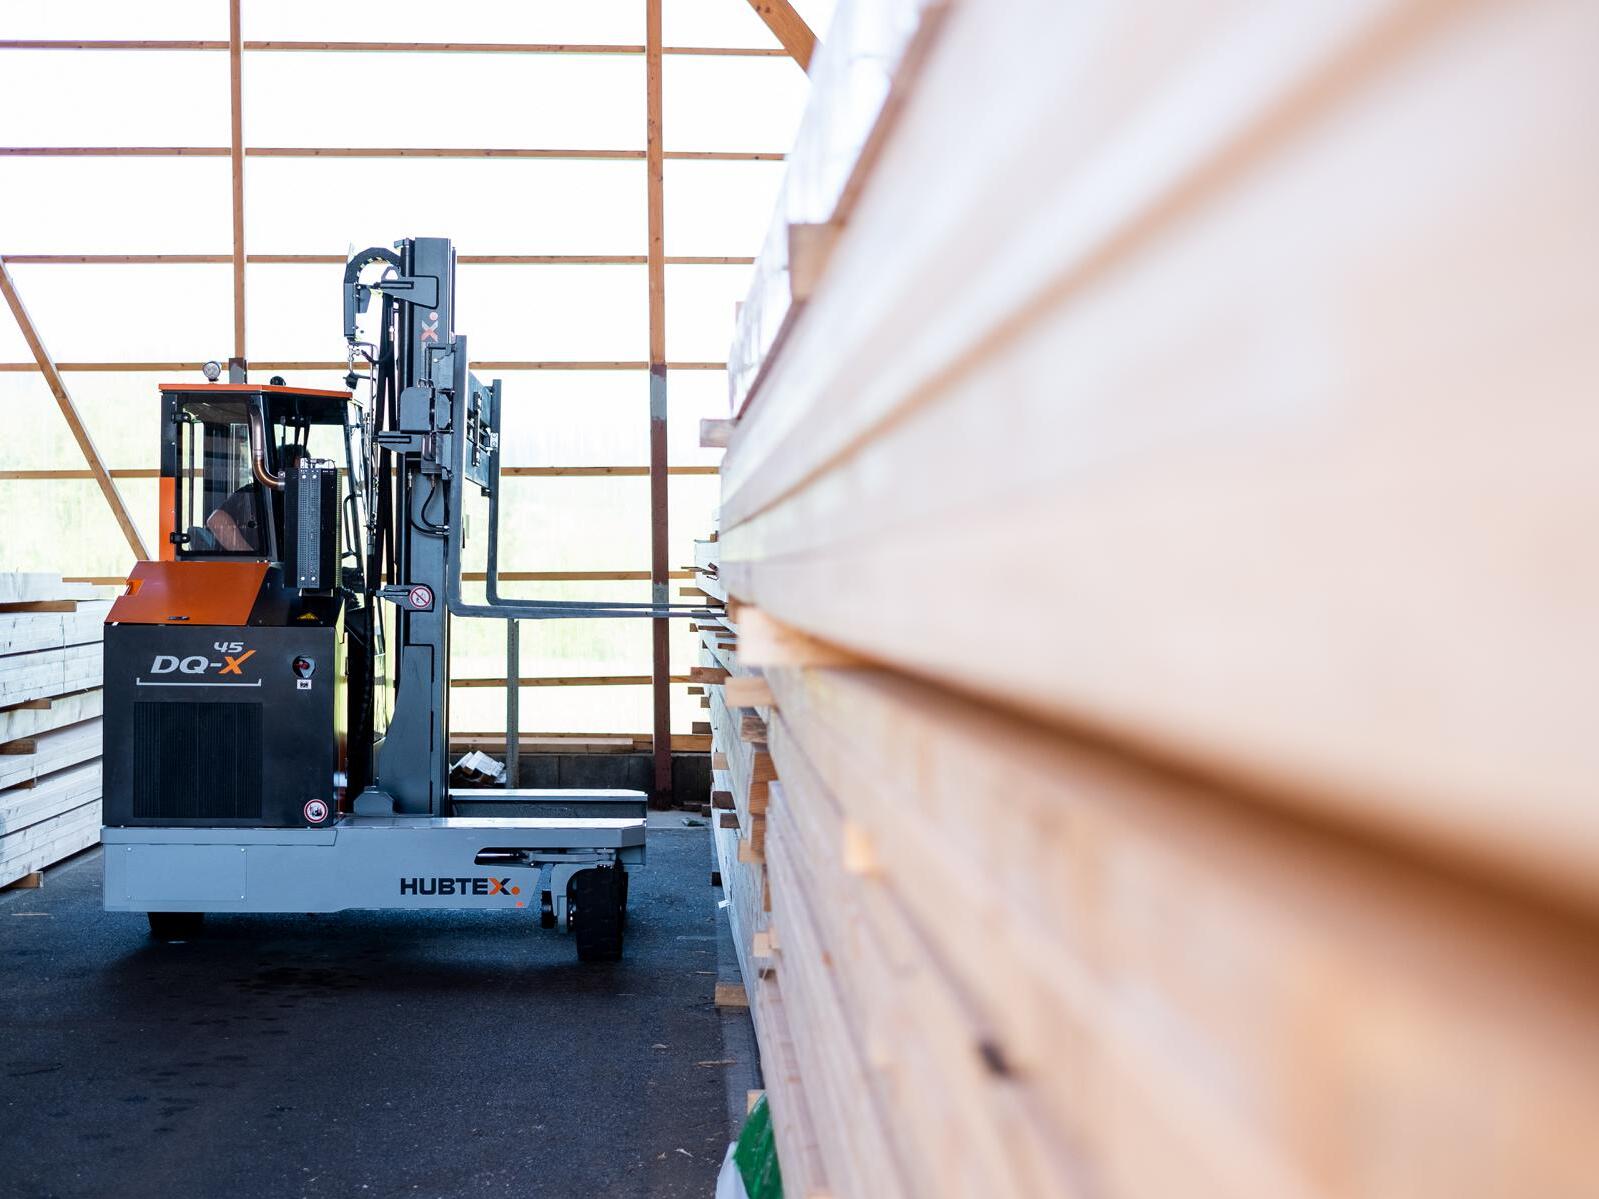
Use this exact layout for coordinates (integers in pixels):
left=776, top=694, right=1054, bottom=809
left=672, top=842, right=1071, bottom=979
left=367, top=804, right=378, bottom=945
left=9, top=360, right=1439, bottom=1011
left=133, top=701, right=263, bottom=820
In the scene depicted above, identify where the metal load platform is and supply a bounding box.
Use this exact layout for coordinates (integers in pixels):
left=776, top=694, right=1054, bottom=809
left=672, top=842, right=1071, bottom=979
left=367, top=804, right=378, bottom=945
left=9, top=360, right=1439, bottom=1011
left=102, top=789, right=646, bottom=916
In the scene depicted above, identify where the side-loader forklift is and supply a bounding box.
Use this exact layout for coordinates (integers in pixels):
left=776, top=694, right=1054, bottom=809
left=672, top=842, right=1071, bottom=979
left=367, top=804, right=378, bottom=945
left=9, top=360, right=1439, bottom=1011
left=100, top=237, right=707, bottom=961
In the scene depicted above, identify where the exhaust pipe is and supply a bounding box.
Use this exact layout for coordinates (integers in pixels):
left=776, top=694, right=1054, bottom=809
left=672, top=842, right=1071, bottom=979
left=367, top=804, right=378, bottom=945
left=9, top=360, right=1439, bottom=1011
left=247, top=400, right=285, bottom=491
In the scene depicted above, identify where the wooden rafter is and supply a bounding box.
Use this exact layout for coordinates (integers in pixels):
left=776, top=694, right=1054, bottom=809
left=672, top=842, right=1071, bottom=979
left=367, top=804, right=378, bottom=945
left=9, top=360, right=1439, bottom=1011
left=0, top=147, right=783, bottom=161
left=64, top=570, right=696, bottom=585
left=0, top=39, right=787, bottom=57
left=0, top=466, right=719, bottom=480
left=0, top=259, right=149, bottom=560
left=743, top=0, right=817, bottom=70
left=0, top=254, right=755, bottom=266
left=453, top=675, right=693, bottom=689
left=0, top=360, right=728, bottom=372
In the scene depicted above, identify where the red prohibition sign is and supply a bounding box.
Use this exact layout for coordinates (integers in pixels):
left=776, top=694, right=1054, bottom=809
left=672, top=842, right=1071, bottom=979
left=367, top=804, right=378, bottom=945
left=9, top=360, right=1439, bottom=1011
left=408, top=585, right=433, bottom=610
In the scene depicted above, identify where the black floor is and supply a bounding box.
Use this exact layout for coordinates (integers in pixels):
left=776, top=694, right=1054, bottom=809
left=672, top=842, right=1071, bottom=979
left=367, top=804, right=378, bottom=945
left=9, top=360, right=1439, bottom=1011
left=0, top=821, right=744, bottom=1199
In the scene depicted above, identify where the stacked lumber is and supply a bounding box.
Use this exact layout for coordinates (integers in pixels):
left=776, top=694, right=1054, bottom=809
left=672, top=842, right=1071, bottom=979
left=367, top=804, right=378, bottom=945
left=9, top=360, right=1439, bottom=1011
left=708, top=0, right=1599, bottom=1195
left=0, top=574, right=105, bottom=887
left=696, top=552, right=830, bottom=1199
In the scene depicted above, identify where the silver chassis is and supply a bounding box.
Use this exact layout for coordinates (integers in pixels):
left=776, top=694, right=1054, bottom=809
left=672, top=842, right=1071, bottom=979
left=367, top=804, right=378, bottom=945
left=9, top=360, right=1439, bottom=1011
left=102, top=801, right=645, bottom=926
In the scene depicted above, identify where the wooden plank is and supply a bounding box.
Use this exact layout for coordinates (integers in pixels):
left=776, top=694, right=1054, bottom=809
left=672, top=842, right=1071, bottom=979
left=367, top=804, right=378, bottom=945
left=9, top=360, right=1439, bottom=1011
left=0, top=575, right=95, bottom=605
left=0, top=645, right=102, bottom=707
left=0, top=719, right=100, bottom=790
left=736, top=606, right=864, bottom=669
left=718, top=0, right=1599, bottom=915
left=694, top=538, right=729, bottom=603
left=0, top=602, right=110, bottom=656
left=743, top=0, right=818, bottom=70
left=714, top=981, right=751, bottom=1009
left=0, top=797, right=100, bottom=887
left=765, top=661, right=1599, bottom=1195
left=0, top=690, right=103, bottom=743
left=725, top=674, right=774, bottom=709
left=787, top=221, right=840, bottom=303
left=0, top=760, right=102, bottom=832
left=0, top=263, right=148, bottom=560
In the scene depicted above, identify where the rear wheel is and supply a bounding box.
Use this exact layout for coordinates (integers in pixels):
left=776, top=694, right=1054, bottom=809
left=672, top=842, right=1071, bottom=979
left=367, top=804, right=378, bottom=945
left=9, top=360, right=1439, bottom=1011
left=568, top=867, right=626, bottom=962
left=147, top=912, right=205, bottom=940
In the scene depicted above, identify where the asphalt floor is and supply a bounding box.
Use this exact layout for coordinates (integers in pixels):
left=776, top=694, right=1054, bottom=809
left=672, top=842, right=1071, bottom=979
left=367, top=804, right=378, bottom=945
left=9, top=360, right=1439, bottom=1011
left=0, top=817, right=752, bottom=1199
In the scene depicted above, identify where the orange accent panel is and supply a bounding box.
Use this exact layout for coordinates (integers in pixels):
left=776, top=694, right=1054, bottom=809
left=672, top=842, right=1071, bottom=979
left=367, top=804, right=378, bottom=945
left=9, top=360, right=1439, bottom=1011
left=158, top=383, right=351, bottom=399
left=158, top=476, right=176, bottom=561
left=108, top=560, right=267, bottom=626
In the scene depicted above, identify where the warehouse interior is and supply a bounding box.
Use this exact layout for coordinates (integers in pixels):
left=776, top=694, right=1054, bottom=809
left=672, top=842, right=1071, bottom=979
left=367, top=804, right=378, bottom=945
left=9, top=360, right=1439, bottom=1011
left=3, top=1, right=1597, bottom=1197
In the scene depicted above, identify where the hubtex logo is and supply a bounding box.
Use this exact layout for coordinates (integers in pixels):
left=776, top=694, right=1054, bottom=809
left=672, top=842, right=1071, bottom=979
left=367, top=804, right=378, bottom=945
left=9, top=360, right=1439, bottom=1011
left=400, top=876, right=520, bottom=897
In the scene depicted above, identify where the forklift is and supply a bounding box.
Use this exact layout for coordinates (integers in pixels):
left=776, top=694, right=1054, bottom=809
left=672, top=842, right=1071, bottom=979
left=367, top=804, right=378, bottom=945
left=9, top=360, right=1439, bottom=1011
left=100, top=237, right=707, bottom=961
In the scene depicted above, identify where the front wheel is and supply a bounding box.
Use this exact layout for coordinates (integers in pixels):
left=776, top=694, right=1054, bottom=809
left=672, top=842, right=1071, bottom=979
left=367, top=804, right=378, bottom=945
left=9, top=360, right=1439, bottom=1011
left=147, top=911, right=205, bottom=940
left=568, top=867, right=626, bottom=962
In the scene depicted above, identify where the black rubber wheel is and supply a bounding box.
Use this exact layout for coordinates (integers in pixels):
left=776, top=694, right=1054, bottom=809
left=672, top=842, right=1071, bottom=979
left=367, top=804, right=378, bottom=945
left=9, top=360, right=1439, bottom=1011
left=147, top=912, right=205, bottom=940
left=568, top=867, right=625, bottom=962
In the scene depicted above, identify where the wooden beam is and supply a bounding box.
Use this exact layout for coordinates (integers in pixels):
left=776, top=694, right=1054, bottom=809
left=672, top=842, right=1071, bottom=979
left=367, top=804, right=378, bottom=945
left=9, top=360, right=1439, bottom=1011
left=0, top=254, right=752, bottom=266
left=449, top=731, right=711, bottom=752
left=0, top=466, right=717, bottom=480
left=0, top=259, right=147, bottom=561
left=0, top=147, right=782, bottom=161
left=0, top=360, right=727, bottom=372
left=646, top=0, right=672, bottom=808
left=0, top=39, right=787, bottom=57
left=50, top=570, right=695, bottom=586
left=736, top=606, right=865, bottom=669
left=725, top=675, right=775, bottom=709
left=743, top=0, right=818, bottom=70
left=228, top=0, right=246, bottom=364
left=451, top=675, right=693, bottom=689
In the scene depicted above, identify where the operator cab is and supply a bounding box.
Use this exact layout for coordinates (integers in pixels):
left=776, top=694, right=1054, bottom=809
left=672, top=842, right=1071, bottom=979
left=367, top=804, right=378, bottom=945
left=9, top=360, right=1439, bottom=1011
left=160, top=382, right=360, bottom=568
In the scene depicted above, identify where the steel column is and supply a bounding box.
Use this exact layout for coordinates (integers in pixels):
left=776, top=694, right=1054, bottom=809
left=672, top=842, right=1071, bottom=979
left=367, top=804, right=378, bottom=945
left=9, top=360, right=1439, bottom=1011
left=646, top=0, right=673, bottom=808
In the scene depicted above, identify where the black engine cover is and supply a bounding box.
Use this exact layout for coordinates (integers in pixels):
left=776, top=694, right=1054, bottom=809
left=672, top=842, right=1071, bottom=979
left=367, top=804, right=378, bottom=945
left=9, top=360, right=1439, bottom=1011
left=103, top=623, right=339, bottom=828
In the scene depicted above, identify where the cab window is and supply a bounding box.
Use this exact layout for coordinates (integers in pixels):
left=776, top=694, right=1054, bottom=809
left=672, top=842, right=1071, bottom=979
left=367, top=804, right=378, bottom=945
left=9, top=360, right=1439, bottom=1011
left=175, top=402, right=266, bottom=556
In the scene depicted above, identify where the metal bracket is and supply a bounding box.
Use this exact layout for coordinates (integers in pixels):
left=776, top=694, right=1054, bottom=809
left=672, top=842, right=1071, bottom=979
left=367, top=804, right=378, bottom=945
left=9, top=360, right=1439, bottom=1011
left=373, top=273, right=440, bottom=310
left=378, top=583, right=435, bottom=612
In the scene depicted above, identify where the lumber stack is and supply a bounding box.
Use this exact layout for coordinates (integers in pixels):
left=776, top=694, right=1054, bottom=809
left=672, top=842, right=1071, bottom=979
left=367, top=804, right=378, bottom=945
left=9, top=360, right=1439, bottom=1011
left=709, top=1, right=1599, bottom=1196
left=0, top=573, right=106, bottom=887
